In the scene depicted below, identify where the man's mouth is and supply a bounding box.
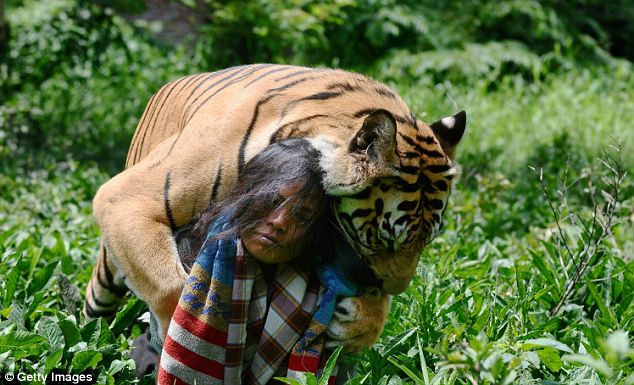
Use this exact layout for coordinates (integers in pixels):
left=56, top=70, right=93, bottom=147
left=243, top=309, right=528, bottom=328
left=256, top=232, right=278, bottom=246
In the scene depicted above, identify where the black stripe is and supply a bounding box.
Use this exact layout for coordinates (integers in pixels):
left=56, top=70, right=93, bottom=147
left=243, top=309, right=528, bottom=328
left=398, top=165, right=419, bottom=175
left=350, top=208, right=374, bottom=218
left=275, top=68, right=318, bottom=81
left=164, top=171, right=177, bottom=232
left=353, top=108, right=407, bottom=124
left=187, top=64, right=275, bottom=125
left=375, top=198, right=384, bottom=215
left=394, top=181, right=420, bottom=193
left=270, top=114, right=329, bottom=143
left=188, top=64, right=273, bottom=121
left=422, top=148, right=445, bottom=158
left=299, top=91, right=343, bottom=101
left=418, top=173, right=436, bottom=194
left=417, top=134, right=436, bottom=145
left=395, top=115, right=407, bottom=123
left=281, top=91, right=344, bottom=120
left=410, top=112, right=419, bottom=130
left=327, top=82, right=359, bottom=92
left=434, top=180, right=448, bottom=191
left=136, top=76, right=189, bottom=164
left=425, top=164, right=452, bottom=173
left=210, top=165, right=222, bottom=205
left=397, top=200, right=418, bottom=211
left=399, top=151, right=421, bottom=159
left=429, top=199, right=444, bottom=210
left=132, top=83, right=171, bottom=165
left=84, top=300, right=116, bottom=318
left=399, top=132, right=427, bottom=154
left=171, top=73, right=207, bottom=126
left=344, top=189, right=372, bottom=200
left=353, top=108, right=378, bottom=118
left=178, top=67, right=238, bottom=129
left=90, top=285, right=117, bottom=308
left=127, top=91, right=159, bottom=167
left=165, top=131, right=184, bottom=158
left=238, top=93, right=282, bottom=172
left=144, top=76, right=190, bottom=156
left=101, top=248, right=128, bottom=297
left=374, top=87, right=396, bottom=99
left=395, top=214, right=411, bottom=226
left=245, top=65, right=293, bottom=87
left=183, top=66, right=250, bottom=124
left=269, top=76, right=318, bottom=93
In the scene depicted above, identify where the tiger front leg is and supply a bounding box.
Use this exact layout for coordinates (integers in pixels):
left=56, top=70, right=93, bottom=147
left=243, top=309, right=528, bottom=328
left=92, top=181, right=188, bottom=341
left=325, top=289, right=391, bottom=352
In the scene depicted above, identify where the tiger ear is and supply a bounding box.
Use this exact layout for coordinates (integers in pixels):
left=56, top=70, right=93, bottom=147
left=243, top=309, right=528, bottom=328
left=430, top=110, right=466, bottom=160
left=349, top=109, right=397, bottom=165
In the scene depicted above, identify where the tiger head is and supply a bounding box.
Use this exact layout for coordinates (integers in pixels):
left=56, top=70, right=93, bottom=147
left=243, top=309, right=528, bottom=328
left=310, top=109, right=466, bottom=295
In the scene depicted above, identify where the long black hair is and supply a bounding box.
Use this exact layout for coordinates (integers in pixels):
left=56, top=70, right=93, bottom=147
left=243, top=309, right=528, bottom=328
left=186, top=138, right=328, bottom=264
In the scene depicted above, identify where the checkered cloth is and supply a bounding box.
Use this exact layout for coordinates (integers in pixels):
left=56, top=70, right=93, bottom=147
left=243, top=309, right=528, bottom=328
left=158, top=215, right=357, bottom=385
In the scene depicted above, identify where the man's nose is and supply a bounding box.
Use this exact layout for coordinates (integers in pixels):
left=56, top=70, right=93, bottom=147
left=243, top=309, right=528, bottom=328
left=268, top=206, right=291, bottom=233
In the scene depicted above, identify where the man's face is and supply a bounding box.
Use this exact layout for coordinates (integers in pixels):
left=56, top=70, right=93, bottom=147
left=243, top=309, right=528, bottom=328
left=240, top=181, right=321, bottom=263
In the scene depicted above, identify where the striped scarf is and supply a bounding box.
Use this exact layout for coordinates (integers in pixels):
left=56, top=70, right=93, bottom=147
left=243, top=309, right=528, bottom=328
left=158, top=216, right=355, bottom=385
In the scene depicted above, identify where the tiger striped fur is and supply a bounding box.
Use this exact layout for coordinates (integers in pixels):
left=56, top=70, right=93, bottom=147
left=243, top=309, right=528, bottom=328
left=84, top=64, right=465, bottom=351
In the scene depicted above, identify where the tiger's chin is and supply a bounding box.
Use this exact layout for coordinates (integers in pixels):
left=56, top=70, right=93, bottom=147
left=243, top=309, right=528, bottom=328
left=325, top=289, right=391, bottom=352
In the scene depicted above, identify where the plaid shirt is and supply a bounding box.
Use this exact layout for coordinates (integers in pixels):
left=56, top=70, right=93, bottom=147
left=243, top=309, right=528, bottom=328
left=158, top=218, right=337, bottom=385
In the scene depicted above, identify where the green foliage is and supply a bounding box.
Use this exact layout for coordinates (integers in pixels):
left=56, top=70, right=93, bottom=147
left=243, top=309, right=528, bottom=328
left=1, top=0, right=633, bottom=383
left=1, top=0, right=202, bottom=173
left=343, top=142, right=634, bottom=384
left=0, top=162, right=153, bottom=383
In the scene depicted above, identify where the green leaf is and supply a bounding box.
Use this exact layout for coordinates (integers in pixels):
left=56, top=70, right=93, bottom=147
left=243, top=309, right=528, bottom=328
left=384, top=327, right=418, bottom=355
left=0, top=331, right=47, bottom=352
left=45, top=348, right=64, bottom=375
left=108, top=359, right=135, bottom=375
left=528, top=249, right=558, bottom=288
left=80, top=318, right=102, bottom=347
left=71, top=350, right=103, bottom=372
left=27, top=245, right=45, bottom=281
left=388, top=356, right=424, bottom=385
left=273, top=376, right=306, bottom=385
left=110, top=298, right=146, bottom=336
left=521, top=338, right=573, bottom=353
left=319, top=346, right=342, bottom=385
left=59, top=318, right=83, bottom=348
left=416, top=334, right=430, bottom=385
left=3, top=257, right=23, bottom=308
left=26, top=260, right=58, bottom=296
left=97, top=318, right=116, bottom=347
left=36, top=317, right=64, bottom=351
left=562, top=354, right=613, bottom=377
left=585, top=277, right=617, bottom=325
left=536, top=348, right=562, bottom=372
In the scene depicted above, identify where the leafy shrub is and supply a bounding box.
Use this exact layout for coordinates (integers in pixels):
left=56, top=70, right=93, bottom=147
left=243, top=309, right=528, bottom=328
left=1, top=0, right=202, bottom=173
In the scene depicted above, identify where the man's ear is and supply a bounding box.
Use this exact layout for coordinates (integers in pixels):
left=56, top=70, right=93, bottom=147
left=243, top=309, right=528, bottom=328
left=429, top=110, right=466, bottom=160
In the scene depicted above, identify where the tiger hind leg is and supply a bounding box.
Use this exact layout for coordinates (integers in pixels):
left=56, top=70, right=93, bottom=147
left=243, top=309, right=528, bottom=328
left=83, top=242, right=128, bottom=320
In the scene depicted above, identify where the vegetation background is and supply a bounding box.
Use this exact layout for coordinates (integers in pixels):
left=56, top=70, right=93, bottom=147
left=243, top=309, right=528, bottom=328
left=0, top=0, right=632, bottom=384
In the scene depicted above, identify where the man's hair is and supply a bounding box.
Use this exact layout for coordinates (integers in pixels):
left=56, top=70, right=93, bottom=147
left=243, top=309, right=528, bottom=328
left=188, top=138, right=328, bottom=263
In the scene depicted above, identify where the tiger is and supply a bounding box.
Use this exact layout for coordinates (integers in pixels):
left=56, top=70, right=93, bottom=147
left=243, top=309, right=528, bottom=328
left=83, top=64, right=465, bottom=352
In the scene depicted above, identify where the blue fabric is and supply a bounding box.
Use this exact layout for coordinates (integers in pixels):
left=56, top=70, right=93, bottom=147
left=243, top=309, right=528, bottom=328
left=194, top=212, right=237, bottom=286
left=313, top=261, right=361, bottom=326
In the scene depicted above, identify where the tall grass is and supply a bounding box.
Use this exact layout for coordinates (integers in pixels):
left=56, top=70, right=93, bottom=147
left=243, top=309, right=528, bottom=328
left=1, top=0, right=633, bottom=383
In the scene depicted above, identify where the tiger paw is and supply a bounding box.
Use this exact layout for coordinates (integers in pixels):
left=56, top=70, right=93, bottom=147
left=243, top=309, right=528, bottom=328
left=325, top=289, right=391, bottom=353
